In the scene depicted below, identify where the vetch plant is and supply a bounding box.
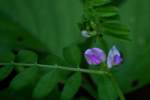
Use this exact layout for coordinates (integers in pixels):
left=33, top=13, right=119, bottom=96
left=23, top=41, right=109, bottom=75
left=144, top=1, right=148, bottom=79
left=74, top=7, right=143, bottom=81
left=0, top=0, right=130, bottom=100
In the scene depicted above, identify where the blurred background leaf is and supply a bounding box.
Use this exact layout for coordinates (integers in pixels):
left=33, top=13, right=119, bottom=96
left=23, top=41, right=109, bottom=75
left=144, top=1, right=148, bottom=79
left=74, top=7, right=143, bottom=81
left=110, top=0, right=150, bottom=93
left=0, top=0, right=83, bottom=58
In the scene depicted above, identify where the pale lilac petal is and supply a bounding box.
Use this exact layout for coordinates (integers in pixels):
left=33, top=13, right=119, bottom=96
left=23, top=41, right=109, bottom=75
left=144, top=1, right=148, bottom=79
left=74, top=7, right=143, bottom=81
left=112, top=46, right=120, bottom=56
left=107, top=49, right=114, bottom=68
left=107, top=46, right=122, bottom=68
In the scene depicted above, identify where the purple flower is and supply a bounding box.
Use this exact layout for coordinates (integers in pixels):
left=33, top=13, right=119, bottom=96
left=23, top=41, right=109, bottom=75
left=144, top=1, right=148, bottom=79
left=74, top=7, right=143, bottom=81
left=84, top=48, right=106, bottom=65
left=107, top=46, right=122, bottom=68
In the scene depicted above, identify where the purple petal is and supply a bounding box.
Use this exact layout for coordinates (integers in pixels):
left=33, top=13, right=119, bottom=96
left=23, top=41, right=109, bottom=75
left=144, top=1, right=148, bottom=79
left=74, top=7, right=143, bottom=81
left=114, top=55, right=122, bottom=65
left=84, top=48, right=106, bottom=65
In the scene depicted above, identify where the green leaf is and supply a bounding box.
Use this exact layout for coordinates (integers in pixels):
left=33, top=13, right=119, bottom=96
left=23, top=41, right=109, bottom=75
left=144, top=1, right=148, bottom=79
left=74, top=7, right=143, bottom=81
left=103, top=22, right=129, bottom=32
left=96, top=6, right=119, bottom=17
left=86, top=0, right=111, bottom=6
left=98, top=75, right=118, bottom=100
left=63, top=45, right=81, bottom=66
left=16, top=50, right=38, bottom=63
left=103, top=24, right=130, bottom=40
left=0, top=49, right=15, bottom=62
left=0, top=65, right=13, bottom=81
left=33, top=69, right=60, bottom=99
left=61, top=72, right=81, bottom=100
left=10, top=67, right=38, bottom=90
left=39, top=53, right=66, bottom=66
left=0, top=10, right=47, bottom=51
left=0, top=0, right=83, bottom=58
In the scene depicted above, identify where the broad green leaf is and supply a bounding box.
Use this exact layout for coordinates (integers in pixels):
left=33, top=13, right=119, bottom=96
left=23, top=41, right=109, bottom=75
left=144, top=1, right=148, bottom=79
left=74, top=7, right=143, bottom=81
left=0, top=0, right=83, bottom=58
left=10, top=67, right=38, bottom=90
left=0, top=65, right=13, bottom=81
left=98, top=75, right=118, bottom=100
left=61, top=72, right=81, bottom=100
left=63, top=45, right=81, bottom=66
left=16, top=50, right=38, bottom=63
left=33, top=69, right=60, bottom=99
left=0, top=11, right=19, bottom=32
left=0, top=11, right=47, bottom=51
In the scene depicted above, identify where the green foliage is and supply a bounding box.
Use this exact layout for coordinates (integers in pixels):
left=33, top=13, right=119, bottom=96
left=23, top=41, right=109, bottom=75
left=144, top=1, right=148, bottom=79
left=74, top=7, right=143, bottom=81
left=63, top=45, right=81, bottom=66
left=2, top=0, right=150, bottom=100
left=80, top=0, right=129, bottom=41
left=39, top=53, right=66, bottom=65
left=98, top=75, right=118, bottom=100
left=0, top=0, right=83, bottom=58
left=10, top=67, right=39, bottom=90
left=32, top=69, right=60, bottom=99
left=16, top=50, right=38, bottom=63
left=0, top=49, right=14, bottom=82
left=82, top=77, right=97, bottom=98
left=0, top=65, right=13, bottom=82
left=85, top=0, right=111, bottom=6
left=95, top=6, right=119, bottom=17
left=102, top=22, right=130, bottom=40
left=113, top=0, right=150, bottom=93
left=61, top=72, right=82, bottom=100
left=0, top=49, right=15, bottom=62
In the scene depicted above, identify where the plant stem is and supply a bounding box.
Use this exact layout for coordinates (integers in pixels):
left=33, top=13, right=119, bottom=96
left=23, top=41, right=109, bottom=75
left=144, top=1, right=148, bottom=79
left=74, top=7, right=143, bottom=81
left=0, top=62, right=110, bottom=75
left=110, top=73, right=126, bottom=100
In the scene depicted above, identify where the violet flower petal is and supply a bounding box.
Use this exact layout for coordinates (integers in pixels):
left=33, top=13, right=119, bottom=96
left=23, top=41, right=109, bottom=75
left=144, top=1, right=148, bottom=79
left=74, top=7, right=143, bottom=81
left=84, top=48, right=106, bottom=65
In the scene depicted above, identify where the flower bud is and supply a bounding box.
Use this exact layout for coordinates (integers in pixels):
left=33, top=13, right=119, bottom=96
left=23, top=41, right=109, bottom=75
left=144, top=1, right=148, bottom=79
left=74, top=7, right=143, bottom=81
left=81, top=30, right=90, bottom=38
